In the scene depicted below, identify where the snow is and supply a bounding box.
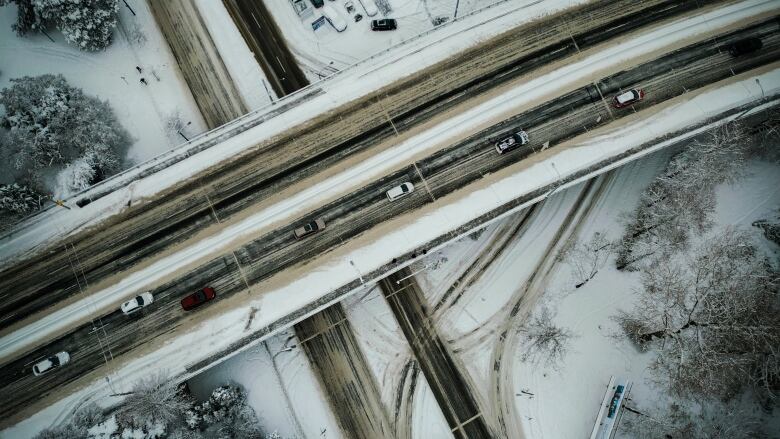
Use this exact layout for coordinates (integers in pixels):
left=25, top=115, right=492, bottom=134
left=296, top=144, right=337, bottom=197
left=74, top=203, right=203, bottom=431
left=341, top=287, right=451, bottom=437
left=0, top=0, right=206, bottom=184
left=193, top=0, right=276, bottom=110
left=2, top=1, right=776, bottom=365
left=517, top=159, right=780, bottom=438
left=3, top=1, right=780, bottom=436
left=186, top=329, right=341, bottom=439
left=265, top=0, right=564, bottom=82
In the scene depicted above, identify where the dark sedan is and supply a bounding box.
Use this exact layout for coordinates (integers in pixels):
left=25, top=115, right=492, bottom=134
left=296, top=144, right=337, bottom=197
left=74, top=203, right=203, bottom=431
left=181, top=287, right=216, bottom=311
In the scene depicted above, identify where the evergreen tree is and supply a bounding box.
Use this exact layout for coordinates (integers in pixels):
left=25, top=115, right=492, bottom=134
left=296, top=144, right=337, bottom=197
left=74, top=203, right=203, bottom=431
left=0, top=74, right=130, bottom=194
left=0, top=0, right=119, bottom=51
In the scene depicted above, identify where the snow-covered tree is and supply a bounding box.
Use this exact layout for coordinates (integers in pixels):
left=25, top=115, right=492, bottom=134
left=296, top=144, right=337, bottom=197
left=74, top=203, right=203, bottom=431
left=0, top=74, right=130, bottom=197
left=616, top=229, right=780, bottom=401
left=0, top=0, right=43, bottom=35
left=31, top=423, right=85, bottom=439
left=0, top=183, right=45, bottom=214
left=72, top=402, right=104, bottom=429
left=559, top=231, right=613, bottom=288
left=118, top=372, right=192, bottom=429
left=617, top=400, right=766, bottom=439
left=194, top=384, right=263, bottom=438
left=518, top=307, right=574, bottom=369
left=0, top=0, right=119, bottom=51
left=616, top=123, right=749, bottom=270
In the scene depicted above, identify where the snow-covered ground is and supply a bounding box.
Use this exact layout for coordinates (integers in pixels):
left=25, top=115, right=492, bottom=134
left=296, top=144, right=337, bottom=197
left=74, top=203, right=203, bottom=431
left=516, top=157, right=780, bottom=439
left=187, top=329, right=341, bottom=439
left=266, top=0, right=559, bottom=82
left=415, top=149, right=780, bottom=438
left=0, top=1, right=205, bottom=177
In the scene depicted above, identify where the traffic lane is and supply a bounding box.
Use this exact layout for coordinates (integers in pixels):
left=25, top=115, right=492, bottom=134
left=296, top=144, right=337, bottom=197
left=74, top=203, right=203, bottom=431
left=2, top=19, right=778, bottom=420
left=0, top=0, right=720, bottom=330
left=379, top=270, right=491, bottom=438
left=0, top=254, right=244, bottom=416
left=224, top=0, right=308, bottom=95
left=294, top=304, right=393, bottom=439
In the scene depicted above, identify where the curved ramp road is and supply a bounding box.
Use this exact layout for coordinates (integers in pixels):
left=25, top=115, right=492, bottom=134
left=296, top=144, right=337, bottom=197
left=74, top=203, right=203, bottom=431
left=0, top=19, right=777, bottom=425
left=0, top=0, right=723, bottom=332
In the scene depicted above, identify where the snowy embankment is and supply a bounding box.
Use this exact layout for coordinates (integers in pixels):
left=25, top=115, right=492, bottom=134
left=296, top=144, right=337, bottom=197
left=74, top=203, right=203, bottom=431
left=0, top=0, right=595, bottom=265
left=0, top=0, right=775, bottom=365
left=192, top=0, right=276, bottom=110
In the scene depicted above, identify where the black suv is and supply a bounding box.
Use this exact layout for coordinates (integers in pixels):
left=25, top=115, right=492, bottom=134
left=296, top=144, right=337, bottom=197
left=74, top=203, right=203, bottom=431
left=371, top=19, right=397, bottom=31
left=728, top=37, right=762, bottom=57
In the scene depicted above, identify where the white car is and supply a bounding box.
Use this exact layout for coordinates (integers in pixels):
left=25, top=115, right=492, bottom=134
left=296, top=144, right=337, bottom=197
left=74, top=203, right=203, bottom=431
left=121, top=292, right=154, bottom=315
left=386, top=182, right=415, bottom=201
left=33, top=352, right=70, bottom=376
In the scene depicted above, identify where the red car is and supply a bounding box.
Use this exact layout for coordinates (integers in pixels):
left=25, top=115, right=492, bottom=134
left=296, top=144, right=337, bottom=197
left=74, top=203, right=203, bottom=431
left=612, top=89, right=645, bottom=108
left=181, top=287, right=216, bottom=311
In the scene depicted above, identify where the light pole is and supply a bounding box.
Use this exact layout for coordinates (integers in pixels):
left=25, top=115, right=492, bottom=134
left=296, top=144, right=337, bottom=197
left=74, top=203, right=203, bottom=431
left=349, top=259, right=364, bottom=283
left=756, top=78, right=765, bottom=98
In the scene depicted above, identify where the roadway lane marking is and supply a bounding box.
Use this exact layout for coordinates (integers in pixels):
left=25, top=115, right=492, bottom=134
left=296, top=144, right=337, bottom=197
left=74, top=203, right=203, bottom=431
left=200, top=190, right=254, bottom=294
left=276, top=56, right=287, bottom=73
left=413, top=162, right=437, bottom=202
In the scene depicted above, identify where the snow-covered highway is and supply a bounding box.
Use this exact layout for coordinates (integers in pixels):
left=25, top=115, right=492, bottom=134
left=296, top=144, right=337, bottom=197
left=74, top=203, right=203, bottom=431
left=1, top=0, right=779, bottom=432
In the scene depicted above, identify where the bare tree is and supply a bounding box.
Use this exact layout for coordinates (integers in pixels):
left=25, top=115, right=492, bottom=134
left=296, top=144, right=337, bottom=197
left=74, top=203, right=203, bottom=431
left=117, top=371, right=192, bottom=429
left=559, top=231, right=613, bottom=288
left=617, top=400, right=765, bottom=439
left=518, top=307, right=575, bottom=369
left=616, top=229, right=780, bottom=401
left=616, top=123, right=749, bottom=270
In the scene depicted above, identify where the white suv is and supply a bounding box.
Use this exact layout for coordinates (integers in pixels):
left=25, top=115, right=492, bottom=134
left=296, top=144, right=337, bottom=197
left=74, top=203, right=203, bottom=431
left=386, top=182, right=415, bottom=201
left=33, top=352, right=70, bottom=376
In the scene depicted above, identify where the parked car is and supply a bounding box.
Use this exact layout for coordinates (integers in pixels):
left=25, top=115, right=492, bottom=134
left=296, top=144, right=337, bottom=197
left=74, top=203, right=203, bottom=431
left=322, top=4, right=347, bottom=32
left=495, top=130, right=529, bottom=154
left=386, top=182, right=415, bottom=201
left=33, top=352, right=70, bottom=376
left=371, top=18, right=397, bottom=31
left=181, top=287, right=216, bottom=311
left=294, top=218, right=326, bottom=239
left=121, top=292, right=154, bottom=315
left=344, top=1, right=355, bottom=13
left=310, top=0, right=324, bottom=8
left=612, top=89, right=644, bottom=108
left=354, top=13, right=363, bottom=22
left=728, top=37, right=762, bottom=56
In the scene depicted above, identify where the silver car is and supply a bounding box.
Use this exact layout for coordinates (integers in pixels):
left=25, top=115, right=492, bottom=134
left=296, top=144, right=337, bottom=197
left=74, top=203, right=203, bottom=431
left=294, top=218, right=326, bottom=239
left=386, top=182, right=415, bottom=201
left=121, top=292, right=154, bottom=315
left=33, top=352, right=70, bottom=376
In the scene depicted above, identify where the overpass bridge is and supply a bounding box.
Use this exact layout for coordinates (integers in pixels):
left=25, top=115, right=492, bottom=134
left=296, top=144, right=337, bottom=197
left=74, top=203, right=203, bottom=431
left=0, top=0, right=778, bottom=430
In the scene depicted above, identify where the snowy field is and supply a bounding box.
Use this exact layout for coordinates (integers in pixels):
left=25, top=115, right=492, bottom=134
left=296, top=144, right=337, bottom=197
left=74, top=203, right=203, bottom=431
left=415, top=149, right=780, bottom=437
left=0, top=0, right=205, bottom=190
left=187, top=329, right=341, bottom=439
